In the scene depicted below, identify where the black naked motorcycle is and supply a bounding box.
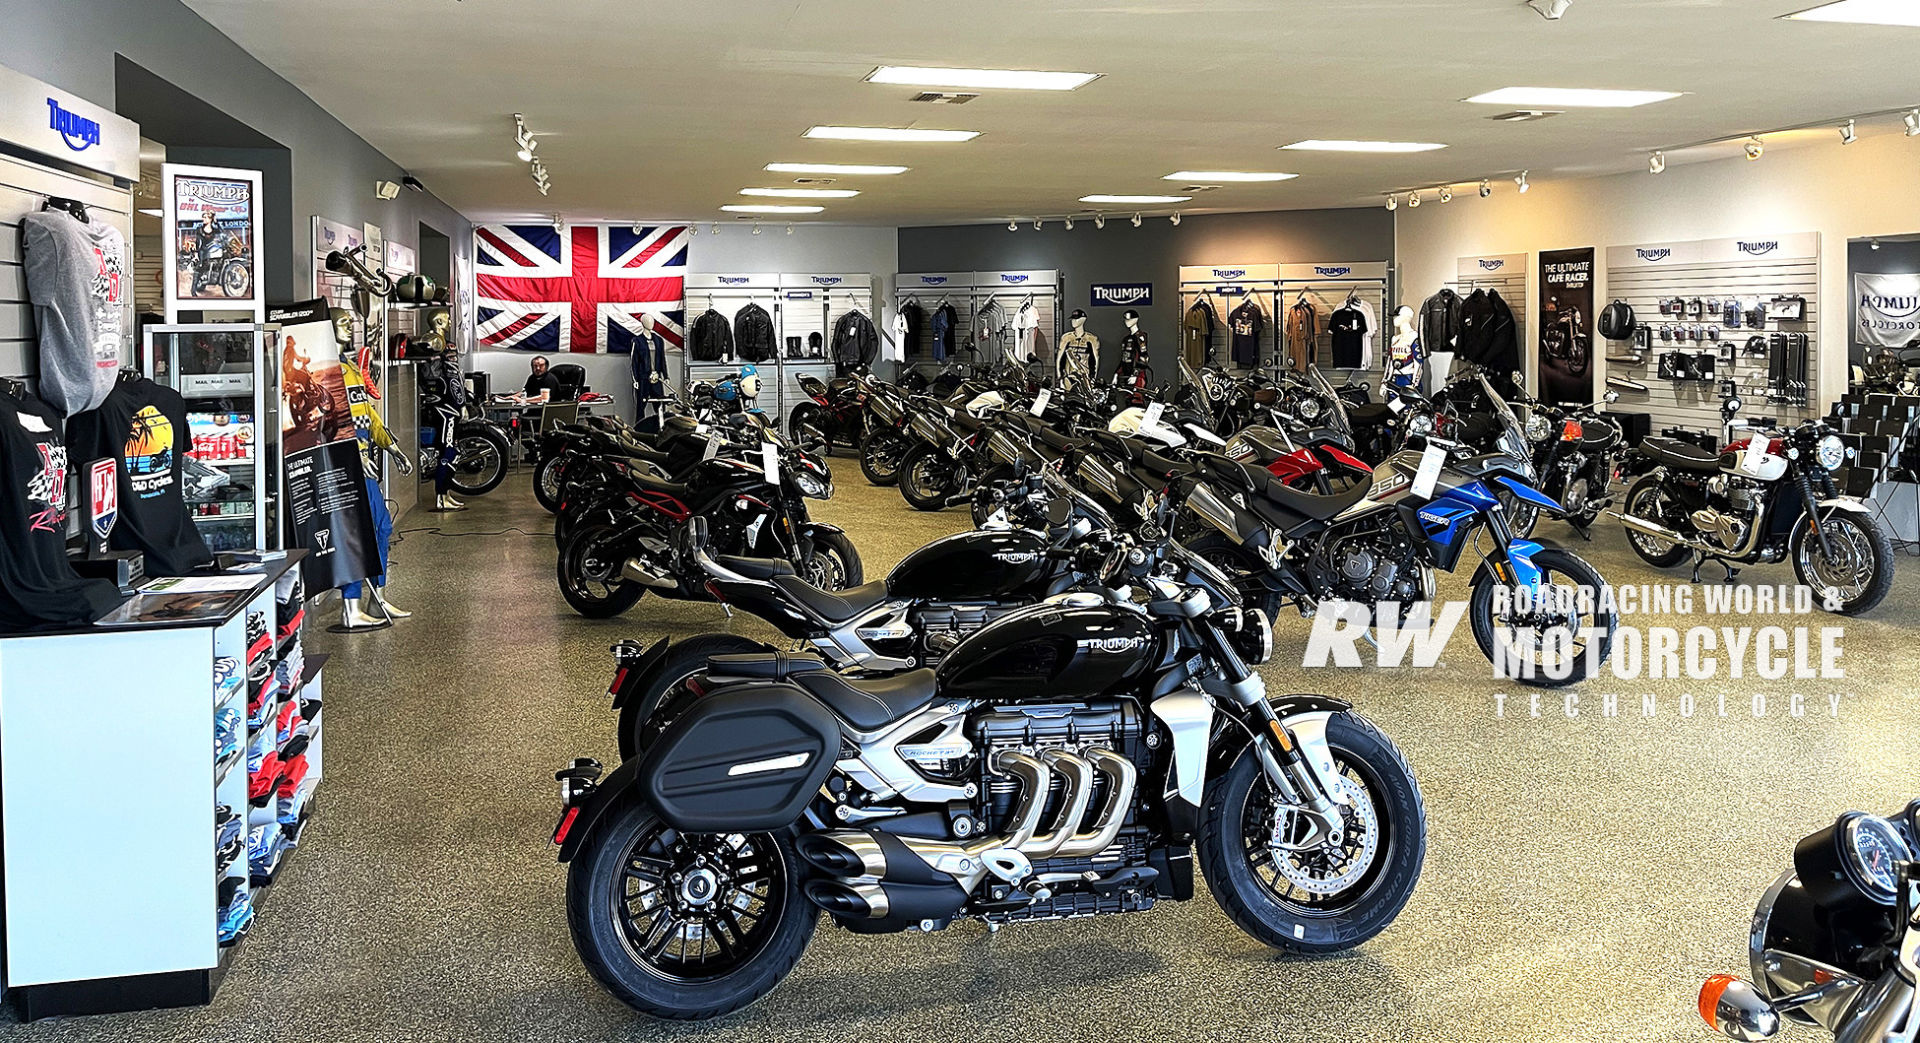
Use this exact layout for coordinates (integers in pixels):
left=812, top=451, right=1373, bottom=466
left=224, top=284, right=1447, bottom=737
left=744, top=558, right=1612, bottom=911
left=551, top=550, right=1426, bottom=1019
left=1699, top=800, right=1920, bottom=1043
left=1521, top=390, right=1624, bottom=535
left=787, top=372, right=869, bottom=455
left=1614, top=396, right=1893, bottom=615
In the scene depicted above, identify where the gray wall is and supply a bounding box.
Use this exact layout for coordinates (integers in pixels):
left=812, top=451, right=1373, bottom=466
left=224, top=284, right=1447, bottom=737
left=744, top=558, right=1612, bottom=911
left=898, top=208, right=1394, bottom=379
left=0, top=0, right=470, bottom=301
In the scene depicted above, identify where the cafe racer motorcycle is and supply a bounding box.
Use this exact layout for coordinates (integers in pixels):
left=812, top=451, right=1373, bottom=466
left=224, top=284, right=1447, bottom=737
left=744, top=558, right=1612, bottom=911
left=1614, top=397, right=1893, bottom=615
left=551, top=551, right=1426, bottom=1019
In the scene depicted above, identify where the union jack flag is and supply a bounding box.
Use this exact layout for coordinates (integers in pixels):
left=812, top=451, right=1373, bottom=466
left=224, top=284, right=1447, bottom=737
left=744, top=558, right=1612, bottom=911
left=474, top=223, right=688, bottom=353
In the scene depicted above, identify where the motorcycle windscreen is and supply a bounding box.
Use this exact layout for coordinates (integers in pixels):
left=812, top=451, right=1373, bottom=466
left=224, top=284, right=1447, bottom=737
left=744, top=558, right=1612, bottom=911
left=637, top=684, right=840, bottom=832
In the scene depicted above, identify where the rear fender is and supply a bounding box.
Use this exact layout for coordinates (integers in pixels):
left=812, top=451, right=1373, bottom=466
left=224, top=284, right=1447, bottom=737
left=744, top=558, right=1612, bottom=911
left=556, top=756, right=648, bottom=863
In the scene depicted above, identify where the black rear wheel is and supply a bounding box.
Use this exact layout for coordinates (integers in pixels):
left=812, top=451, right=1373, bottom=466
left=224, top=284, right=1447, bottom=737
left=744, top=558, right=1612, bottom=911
left=899, top=443, right=959, bottom=511
left=533, top=453, right=567, bottom=512
left=558, top=523, right=646, bottom=618
left=1620, top=474, right=1691, bottom=567
left=859, top=429, right=909, bottom=486
left=617, top=634, right=767, bottom=761
left=450, top=429, right=508, bottom=497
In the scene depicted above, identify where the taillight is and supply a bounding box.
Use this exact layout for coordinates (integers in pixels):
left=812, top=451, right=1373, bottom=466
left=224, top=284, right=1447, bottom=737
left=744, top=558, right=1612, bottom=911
left=1560, top=421, right=1584, bottom=441
left=606, top=666, right=628, bottom=698
left=551, top=805, right=581, bottom=845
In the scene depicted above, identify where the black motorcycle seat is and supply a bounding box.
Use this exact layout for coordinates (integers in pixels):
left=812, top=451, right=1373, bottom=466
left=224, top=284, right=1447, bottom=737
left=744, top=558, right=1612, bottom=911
left=711, top=554, right=794, bottom=580
left=1089, top=429, right=1149, bottom=463
left=1142, top=448, right=1191, bottom=478
left=1349, top=401, right=1394, bottom=425
left=1260, top=473, right=1372, bottom=519
left=793, top=668, right=938, bottom=731
left=706, top=651, right=831, bottom=681
left=1640, top=436, right=1720, bottom=472
left=951, top=412, right=985, bottom=435
left=769, top=576, right=893, bottom=624
left=631, top=469, right=689, bottom=497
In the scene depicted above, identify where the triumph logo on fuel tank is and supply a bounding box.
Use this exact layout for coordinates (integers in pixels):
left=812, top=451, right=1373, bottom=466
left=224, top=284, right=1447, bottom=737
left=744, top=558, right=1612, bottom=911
left=1079, top=636, right=1148, bottom=653
left=1091, top=282, right=1153, bottom=307
left=47, top=99, right=100, bottom=152
left=1738, top=241, right=1780, bottom=256
left=991, top=550, right=1038, bottom=564
left=1636, top=248, right=1673, bottom=262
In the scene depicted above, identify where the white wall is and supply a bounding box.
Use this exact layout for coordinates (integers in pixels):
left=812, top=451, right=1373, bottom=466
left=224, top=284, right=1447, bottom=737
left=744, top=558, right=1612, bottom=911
left=468, top=224, right=899, bottom=420
left=1395, top=131, right=1920, bottom=415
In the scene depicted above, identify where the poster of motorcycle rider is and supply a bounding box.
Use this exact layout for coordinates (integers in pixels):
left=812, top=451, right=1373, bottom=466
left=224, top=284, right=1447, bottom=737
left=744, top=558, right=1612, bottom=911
left=160, top=163, right=264, bottom=322
left=1537, top=247, right=1595, bottom=405
left=268, top=298, right=380, bottom=592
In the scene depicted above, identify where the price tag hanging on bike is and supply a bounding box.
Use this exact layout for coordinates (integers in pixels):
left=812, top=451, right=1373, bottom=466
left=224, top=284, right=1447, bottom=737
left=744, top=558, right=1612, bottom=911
left=701, top=435, right=719, bottom=462
left=1029, top=387, right=1051, bottom=417
left=761, top=441, right=779, bottom=485
left=1143, top=401, right=1166, bottom=429
left=1412, top=443, right=1447, bottom=499
left=1741, top=433, right=1769, bottom=476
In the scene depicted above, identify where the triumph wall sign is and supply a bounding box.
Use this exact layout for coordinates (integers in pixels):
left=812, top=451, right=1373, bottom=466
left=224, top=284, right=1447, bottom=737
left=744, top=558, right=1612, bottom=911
left=1855, top=272, right=1920, bottom=347
left=1091, top=282, right=1153, bottom=307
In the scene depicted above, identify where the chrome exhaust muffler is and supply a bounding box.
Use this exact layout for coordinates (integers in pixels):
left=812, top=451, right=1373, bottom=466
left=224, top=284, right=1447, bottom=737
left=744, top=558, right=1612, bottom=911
left=618, top=558, right=680, bottom=590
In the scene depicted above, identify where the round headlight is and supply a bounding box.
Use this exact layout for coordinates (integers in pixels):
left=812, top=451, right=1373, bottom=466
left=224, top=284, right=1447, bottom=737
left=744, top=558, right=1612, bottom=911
left=1407, top=413, right=1435, bottom=437
left=793, top=471, right=828, bottom=498
left=1297, top=397, right=1322, bottom=421
left=1816, top=434, right=1846, bottom=471
left=1525, top=413, right=1550, bottom=441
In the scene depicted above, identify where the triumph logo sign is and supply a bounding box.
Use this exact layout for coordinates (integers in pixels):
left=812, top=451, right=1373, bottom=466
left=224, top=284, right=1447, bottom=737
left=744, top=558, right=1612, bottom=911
left=1738, top=241, right=1780, bottom=256
left=47, top=99, right=100, bottom=152
left=1862, top=293, right=1920, bottom=320
left=810, top=276, right=843, bottom=286
left=1856, top=273, right=1920, bottom=346
left=918, top=276, right=948, bottom=285
left=1000, top=274, right=1030, bottom=284
left=1078, top=635, right=1149, bottom=653
left=1313, top=266, right=1352, bottom=278
left=1478, top=259, right=1506, bottom=271
left=1636, top=248, right=1673, bottom=262
left=1091, top=282, right=1154, bottom=307
left=717, top=276, right=751, bottom=285
left=1212, top=269, right=1246, bottom=279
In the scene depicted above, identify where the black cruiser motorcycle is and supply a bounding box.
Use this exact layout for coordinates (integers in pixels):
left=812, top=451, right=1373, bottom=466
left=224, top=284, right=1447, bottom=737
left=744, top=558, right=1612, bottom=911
left=1698, top=800, right=1920, bottom=1043
left=550, top=555, right=1426, bottom=1019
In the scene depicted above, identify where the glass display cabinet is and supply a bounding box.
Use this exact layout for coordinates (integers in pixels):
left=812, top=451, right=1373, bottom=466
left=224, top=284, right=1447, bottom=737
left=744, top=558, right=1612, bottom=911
left=141, top=323, right=283, bottom=552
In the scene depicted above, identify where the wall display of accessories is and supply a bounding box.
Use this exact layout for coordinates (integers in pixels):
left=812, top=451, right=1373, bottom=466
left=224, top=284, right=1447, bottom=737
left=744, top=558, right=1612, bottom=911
left=1602, top=233, right=1820, bottom=436
left=683, top=273, right=880, bottom=419
left=1439, top=253, right=1530, bottom=393
left=1177, top=264, right=1279, bottom=374
left=1281, top=262, right=1392, bottom=380
left=893, top=270, right=1061, bottom=381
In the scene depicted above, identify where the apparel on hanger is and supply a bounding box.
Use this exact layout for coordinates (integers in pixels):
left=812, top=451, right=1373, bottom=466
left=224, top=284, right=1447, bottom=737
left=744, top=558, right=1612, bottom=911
left=1285, top=295, right=1318, bottom=373
left=930, top=302, right=957, bottom=362
left=1013, top=298, right=1040, bottom=365
left=0, top=382, right=123, bottom=629
left=21, top=207, right=129, bottom=417
left=66, top=373, right=214, bottom=576
left=1328, top=298, right=1367, bottom=369
left=1182, top=297, right=1217, bottom=366
left=1353, top=294, right=1378, bottom=370
left=1227, top=298, right=1265, bottom=368
left=732, top=302, right=776, bottom=363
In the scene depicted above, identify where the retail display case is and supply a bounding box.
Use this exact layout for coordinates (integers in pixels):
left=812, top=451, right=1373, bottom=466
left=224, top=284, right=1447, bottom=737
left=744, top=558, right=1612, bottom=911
left=141, top=324, right=284, bottom=551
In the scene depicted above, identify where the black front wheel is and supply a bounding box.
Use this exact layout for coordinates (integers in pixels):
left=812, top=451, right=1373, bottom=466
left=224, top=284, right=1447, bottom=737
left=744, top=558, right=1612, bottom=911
left=1792, top=508, right=1894, bottom=616
left=557, top=523, right=647, bottom=618
left=797, top=528, right=864, bottom=590
left=1198, top=711, right=1426, bottom=954
left=533, top=453, right=567, bottom=512
left=1469, top=546, right=1616, bottom=688
left=567, top=801, right=816, bottom=1019
left=899, top=443, right=960, bottom=511
left=450, top=428, right=509, bottom=497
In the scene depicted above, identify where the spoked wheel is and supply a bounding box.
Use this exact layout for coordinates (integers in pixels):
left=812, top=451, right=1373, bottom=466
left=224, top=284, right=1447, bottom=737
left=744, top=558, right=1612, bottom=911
left=1792, top=509, right=1894, bottom=615
left=859, top=430, right=910, bottom=486
left=567, top=802, right=814, bottom=1019
left=451, top=433, right=508, bottom=497
left=557, top=523, right=646, bottom=618
left=1620, top=474, right=1690, bottom=567
left=1469, top=546, right=1615, bottom=688
left=222, top=261, right=251, bottom=298
left=1198, top=712, right=1425, bottom=953
left=798, top=528, right=863, bottom=590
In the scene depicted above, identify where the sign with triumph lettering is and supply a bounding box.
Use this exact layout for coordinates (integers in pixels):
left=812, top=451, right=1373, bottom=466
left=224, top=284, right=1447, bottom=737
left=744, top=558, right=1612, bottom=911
left=0, top=62, right=138, bottom=180
left=162, top=163, right=265, bottom=322
left=1091, top=282, right=1153, bottom=307
left=1855, top=272, right=1920, bottom=348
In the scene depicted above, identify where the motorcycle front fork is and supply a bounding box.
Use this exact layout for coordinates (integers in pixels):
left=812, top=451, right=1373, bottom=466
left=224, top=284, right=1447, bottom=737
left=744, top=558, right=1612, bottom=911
left=1197, top=624, right=1345, bottom=849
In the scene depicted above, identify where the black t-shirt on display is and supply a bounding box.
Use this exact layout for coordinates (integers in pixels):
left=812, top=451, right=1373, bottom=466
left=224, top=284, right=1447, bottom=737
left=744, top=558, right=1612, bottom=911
left=0, top=385, right=122, bottom=629
left=524, top=371, right=562, bottom=398
left=1228, top=301, right=1265, bottom=367
left=1328, top=306, right=1367, bottom=368
left=65, top=375, right=214, bottom=577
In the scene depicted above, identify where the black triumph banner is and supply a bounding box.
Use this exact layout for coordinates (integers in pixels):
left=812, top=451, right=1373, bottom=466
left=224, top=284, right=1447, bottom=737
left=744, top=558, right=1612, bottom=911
left=1538, top=247, right=1595, bottom=405
left=271, top=299, right=379, bottom=591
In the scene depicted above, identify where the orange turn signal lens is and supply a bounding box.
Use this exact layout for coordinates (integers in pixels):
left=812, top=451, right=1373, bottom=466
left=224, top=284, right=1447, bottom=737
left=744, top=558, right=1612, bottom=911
left=1699, top=974, right=1737, bottom=1030
left=1560, top=421, right=1584, bottom=441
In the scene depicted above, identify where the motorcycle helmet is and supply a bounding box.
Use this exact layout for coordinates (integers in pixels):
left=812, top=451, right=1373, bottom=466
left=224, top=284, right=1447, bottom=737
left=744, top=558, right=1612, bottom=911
left=738, top=364, right=760, bottom=400
left=1597, top=299, right=1635, bottom=340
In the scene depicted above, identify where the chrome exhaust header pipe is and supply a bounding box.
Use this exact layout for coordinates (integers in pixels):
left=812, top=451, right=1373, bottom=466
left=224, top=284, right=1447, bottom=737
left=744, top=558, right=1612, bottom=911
left=1057, top=748, right=1137, bottom=858
left=1024, top=750, right=1095, bottom=859
left=1610, top=510, right=1702, bottom=551
left=619, top=557, right=680, bottom=590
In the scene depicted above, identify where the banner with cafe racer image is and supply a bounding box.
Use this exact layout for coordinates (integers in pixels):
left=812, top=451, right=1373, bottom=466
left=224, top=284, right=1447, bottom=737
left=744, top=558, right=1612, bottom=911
left=270, top=299, right=378, bottom=592
left=1537, top=247, right=1595, bottom=405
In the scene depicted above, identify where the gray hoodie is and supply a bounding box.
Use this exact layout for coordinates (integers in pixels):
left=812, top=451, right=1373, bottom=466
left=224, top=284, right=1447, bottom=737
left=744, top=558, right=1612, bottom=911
left=22, top=210, right=127, bottom=416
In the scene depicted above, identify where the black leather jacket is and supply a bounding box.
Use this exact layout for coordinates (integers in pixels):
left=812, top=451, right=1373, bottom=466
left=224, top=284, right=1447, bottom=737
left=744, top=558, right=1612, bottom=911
left=733, top=303, right=776, bottom=363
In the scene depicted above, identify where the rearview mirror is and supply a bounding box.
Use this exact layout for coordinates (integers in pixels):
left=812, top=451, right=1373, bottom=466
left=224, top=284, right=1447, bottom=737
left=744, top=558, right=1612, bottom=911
left=1698, top=975, right=1780, bottom=1042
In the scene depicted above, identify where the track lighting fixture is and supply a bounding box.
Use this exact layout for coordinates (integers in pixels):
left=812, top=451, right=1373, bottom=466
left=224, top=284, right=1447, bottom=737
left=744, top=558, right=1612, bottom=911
left=1130, top=212, right=1142, bottom=228
left=1515, top=170, right=1530, bottom=193
left=1094, top=214, right=1106, bottom=229
left=1034, top=218, right=1044, bottom=231
left=1745, top=137, right=1764, bottom=161
left=1407, top=191, right=1421, bottom=208
left=551, top=214, right=563, bottom=233
left=1527, top=0, right=1572, bottom=19
left=1439, top=186, right=1452, bottom=203
left=1840, top=119, right=1857, bottom=145
left=752, top=221, right=762, bottom=235
left=1169, top=212, right=1182, bottom=226
left=710, top=223, right=719, bottom=236
left=1906, top=109, right=1920, bottom=137
left=1649, top=150, right=1666, bottom=174
left=1007, top=219, right=1018, bottom=232
left=1063, top=215, right=1075, bottom=230
left=1871, top=237, right=1882, bottom=250
left=1480, top=179, right=1492, bottom=198
left=1385, top=194, right=1397, bottom=212
left=785, top=224, right=794, bottom=235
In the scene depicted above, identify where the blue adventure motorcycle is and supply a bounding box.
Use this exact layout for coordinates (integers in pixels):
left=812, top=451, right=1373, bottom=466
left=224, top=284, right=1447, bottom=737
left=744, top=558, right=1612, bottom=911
left=1179, top=431, right=1616, bottom=687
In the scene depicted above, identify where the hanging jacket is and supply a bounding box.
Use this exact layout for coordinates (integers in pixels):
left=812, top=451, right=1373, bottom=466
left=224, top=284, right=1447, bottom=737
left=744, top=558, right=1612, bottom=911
left=733, top=303, right=776, bottom=363
left=898, top=302, right=924, bottom=358
left=1456, top=289, right=1519, bottom=373
left=1419, top=289, right=1464, bottom=357
left=1182, top=299, right=1216, bottom=366
left=688, top=309, right=732, bottom=362
left=830, top=310, right=880, bottom=373
left=930, top=303, right=957, bottom=362
left=1285, top=299, right=1318, bottom=372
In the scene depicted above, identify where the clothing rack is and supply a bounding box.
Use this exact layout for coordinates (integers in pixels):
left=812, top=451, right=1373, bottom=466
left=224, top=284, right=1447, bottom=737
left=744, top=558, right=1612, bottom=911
left=1177, top=264, right=1281, bottom=374
left=1278, top=262, right=1392, bottom=380
left=893, top=271, right=1059, bottom=381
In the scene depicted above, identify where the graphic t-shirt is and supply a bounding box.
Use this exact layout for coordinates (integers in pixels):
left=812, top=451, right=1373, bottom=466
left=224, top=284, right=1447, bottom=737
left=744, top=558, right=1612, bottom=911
left=1182, top=300, right=1216, bottom=366
left=1228, top=301, right=1265, bottom=367
left=21, top=211, right=129, bottom=417
left=66, top=377, right=213, bottom=576
left=0, top=386, right=122, bottom=629
left=1328, top=306, right=1368, bottom=368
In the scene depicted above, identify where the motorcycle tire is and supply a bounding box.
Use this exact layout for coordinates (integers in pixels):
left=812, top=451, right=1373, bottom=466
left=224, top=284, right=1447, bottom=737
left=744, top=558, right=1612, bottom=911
left=1792, top=509, right=1894, bottom=616
left=859, top=429, right=909, bottom=487
left=1198, top=711, right=1426, bottom=954
left=567, top=800, right=815, bottom=1019
left=1567, top=336, right=1590, bottom=378
left=617, top=634, right=768, bottom=761
left=557, top=523, right=647, bottom=618
left=1620, top=474, right=1691, bottom=568
left=798, top=527, right=864, bottom=590
left=898, top=443, right=959, bottom=512
left=1469, top=545, right=1616, bottom=689
left=1181, top=531, right=1284, bottom=619
left=450, top=427, right=509, bottom=497
left=533, top=453, right=567, bottom=513
left=970, top=465, right=1017, bottom=528
left=788, top=404, right=833, bottom=455
left=222, top=261, right=251, bottom=299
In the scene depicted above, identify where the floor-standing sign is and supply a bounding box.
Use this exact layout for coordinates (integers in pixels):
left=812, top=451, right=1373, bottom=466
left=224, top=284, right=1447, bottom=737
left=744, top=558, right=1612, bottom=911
left=161, top=163, right=264, bottom=322
left=270, top=299, right=378, bottom=591
left=1537, top=247, right=1595, bottom=405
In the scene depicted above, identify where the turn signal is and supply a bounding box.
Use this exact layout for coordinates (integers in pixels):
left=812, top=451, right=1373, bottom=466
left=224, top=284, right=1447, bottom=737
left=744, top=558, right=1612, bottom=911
left=1560, top=421, right=1584, bottom=441
left=1697, top=974, right=1781, bottom=1041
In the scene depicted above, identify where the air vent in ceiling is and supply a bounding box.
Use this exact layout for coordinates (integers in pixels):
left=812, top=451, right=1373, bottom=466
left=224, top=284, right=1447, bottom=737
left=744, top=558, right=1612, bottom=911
left=1486, top=109, right=1561, bottom=123
left=910, top=91, right=980, bottom=105
left=792, top=177, right=837, bottom=185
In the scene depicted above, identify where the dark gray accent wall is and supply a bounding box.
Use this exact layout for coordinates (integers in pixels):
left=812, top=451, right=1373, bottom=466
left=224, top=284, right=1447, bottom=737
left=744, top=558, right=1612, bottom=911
left=899, top=207, right=1393, bottom=378
left=1849, top=236, right=1920, bottom=367
left=0, top=0, right=469, bottom=299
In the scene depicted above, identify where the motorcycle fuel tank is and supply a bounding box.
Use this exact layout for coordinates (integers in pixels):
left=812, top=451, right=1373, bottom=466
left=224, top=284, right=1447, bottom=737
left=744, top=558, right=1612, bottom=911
left=887, top=528, right=1056, bottom=600
left=936, top=602, right=1157, bottom=702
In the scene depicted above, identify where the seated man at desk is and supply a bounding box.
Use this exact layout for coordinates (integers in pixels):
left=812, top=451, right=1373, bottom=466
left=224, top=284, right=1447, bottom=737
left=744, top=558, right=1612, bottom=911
left=518, top=355, right=562, bottom=404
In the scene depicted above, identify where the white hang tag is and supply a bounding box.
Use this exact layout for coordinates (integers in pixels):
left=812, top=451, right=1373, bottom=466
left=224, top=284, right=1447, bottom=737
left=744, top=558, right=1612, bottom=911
left=1741, top=435, right=1768, bottom=475
left=1030, top=388, right=1052, bottom=417
left=701, top=435, right=718, bottom=461
left=1388, top=396, right=1405, bottom=414
left=1142, top=401, right=1166, bottom=429
left=1411, top=443, right=1447, bottom=500
left=761, top=442, right=779, bottom=484
left=984, top=508, right=1009, bottom=530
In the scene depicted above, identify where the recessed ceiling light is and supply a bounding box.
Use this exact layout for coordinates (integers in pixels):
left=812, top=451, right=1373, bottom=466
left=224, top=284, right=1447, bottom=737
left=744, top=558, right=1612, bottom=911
left=1280, top=140, right=1448, bottom=153
left=1080, top=194, right=1191, bottom=204
left=1785, top=0, right=1920, bottom=26
left=765, top=162, right=909, bottom=175
left=804, top=126, right=978, bottom=143
left=721, top=204, right=825, bottom=214
left=1465, top=87, right=1682, bottom=108
left=740, top=187, right=859, bottom=198
left=137, top=208, right=163, bottom=217
left=1162, top=170, right=1298, bottom=183
left=866, top=66, right=1100, bottom=91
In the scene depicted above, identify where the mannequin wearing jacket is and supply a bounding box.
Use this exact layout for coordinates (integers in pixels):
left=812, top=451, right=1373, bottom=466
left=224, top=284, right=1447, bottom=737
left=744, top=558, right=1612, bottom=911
left=1058, top=310, right=1099, bottom=393
left=1388, top=306, right=1423, bottom=390
left=331, top=308, right=411, bottom=627
left=1114, top=310, right=1149, bottom=385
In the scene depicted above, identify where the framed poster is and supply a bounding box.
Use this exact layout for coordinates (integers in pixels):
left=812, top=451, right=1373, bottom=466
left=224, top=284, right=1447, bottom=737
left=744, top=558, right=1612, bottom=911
left=161, top=163, right=264, bottom=321
left=1537, top=247, right=1595, bottom=405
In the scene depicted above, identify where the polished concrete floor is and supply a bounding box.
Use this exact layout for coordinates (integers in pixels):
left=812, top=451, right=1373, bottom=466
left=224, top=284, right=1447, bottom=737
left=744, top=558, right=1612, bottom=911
left=8, top=465, right=1920, bottom=1042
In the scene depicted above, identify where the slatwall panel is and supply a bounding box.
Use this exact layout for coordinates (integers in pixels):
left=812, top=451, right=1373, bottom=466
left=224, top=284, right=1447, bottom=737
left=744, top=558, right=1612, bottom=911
left=970, top=287, right=1056, bottom=371
left=1442, top=274, right=1530, bottom=373
left=133, top=234, right=164, bottom=314
left=683, top=278, right=786, bottom=414
left=1603, top=257, right=1819, bottom=437
left=0, top=158, right=135, bottom=386
left=894, top=273, right=1059, bottom=382
left=1284, top=280, right=1392, bottom=381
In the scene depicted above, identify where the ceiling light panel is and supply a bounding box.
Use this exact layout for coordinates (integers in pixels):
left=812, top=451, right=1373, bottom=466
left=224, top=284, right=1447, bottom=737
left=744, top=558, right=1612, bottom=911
left=765, top=162, right=908, bottom=175
left=1162, top=171, right=1298, bottom=182
left=1080, top=194, right=1191, bottom=204
left=1465, top=87, right=1683, bottom=108
left=740, top=187, right=859, bottom=198
left=804, top=126, right=979, bottom=143
left=1785, top=0, right=1920, bottom=26
left=720, top=204, right=825, bottom=214
left=867, top=66, right=1100, bottom=91
left=1280, top=140, right=1448, bottom=153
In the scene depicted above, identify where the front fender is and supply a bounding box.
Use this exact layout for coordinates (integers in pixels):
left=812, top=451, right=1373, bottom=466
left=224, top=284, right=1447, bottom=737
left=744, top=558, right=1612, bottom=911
left=1815, top=496, right=1871, bottom=515
left=1203, top=691, right=1354, bottom=779
left=800, top=521, right=847, bottom=539
left=1471, top=537, right=1557, bottom=591
left=556, top=756, right=648, bottom=863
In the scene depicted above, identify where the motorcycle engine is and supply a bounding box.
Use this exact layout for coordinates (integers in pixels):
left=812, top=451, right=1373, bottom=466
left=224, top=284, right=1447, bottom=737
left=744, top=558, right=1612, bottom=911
left=1695, top=475, right=1761, bottom=551
left=1317, top=521, right=1424, bottom=604
left=913, top=603, right=1028, bottom=662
